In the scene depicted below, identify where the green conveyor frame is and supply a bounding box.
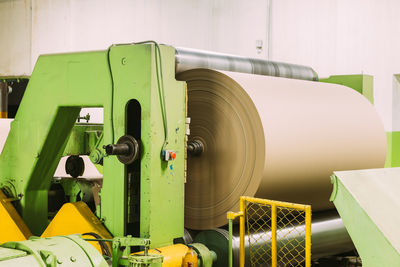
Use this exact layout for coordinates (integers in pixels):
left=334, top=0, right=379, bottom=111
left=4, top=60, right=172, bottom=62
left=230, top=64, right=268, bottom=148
left=330, top=168, right=400, bottom=266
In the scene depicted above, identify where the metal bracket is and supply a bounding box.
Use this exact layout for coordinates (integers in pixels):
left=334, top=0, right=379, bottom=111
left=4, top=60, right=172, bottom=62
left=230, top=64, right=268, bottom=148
left=84, top=235, right=151, bottom=267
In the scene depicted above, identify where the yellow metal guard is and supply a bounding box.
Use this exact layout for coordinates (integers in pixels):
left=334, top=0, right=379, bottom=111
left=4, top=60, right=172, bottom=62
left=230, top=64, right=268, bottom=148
left=133, top=244, right=189, bottom=266
left=42, top=202, right=113, bottom=254
left=227, top=196, right=311, bottom=267
left=0, top=190, right=32, bottom=244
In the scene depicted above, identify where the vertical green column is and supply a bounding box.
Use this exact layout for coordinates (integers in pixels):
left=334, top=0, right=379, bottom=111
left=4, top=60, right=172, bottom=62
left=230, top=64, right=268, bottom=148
left=101, top=44, right=186, bottom=247
left=384, top=132, right=400, bottom=167
left=386, top=75, right=400, bottom=167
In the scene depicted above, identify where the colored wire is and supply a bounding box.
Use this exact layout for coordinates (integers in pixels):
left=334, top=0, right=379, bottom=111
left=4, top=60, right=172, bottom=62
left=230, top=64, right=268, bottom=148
left=106, top=45, right=116, bottom=144
left=82, top=232, right=112, bottom=257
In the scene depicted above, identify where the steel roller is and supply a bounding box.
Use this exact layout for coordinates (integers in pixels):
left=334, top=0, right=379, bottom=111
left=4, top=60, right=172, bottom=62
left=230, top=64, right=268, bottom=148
left=175, top=47, right=318, bottom=81
left=194, top=211, right=354, bottom=267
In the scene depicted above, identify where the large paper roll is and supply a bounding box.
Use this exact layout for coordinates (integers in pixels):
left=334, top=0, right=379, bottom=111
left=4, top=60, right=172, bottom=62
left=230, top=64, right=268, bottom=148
left=177, top=69, right=386, bottom=230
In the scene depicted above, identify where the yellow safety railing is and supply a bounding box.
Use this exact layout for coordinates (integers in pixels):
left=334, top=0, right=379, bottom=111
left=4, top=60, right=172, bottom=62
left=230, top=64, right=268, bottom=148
left=227, top=196, right=311, bottom=267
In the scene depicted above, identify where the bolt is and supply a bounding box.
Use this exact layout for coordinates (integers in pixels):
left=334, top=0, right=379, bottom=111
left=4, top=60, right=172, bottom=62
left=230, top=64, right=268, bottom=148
left=90, top=149, right=103, bottom=164
left=45, top=255, right=55, bottom=265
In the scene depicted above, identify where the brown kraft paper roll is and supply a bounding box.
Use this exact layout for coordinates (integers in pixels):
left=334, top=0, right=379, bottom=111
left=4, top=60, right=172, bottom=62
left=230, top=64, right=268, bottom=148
left=177, top=69, right=386, bottom=230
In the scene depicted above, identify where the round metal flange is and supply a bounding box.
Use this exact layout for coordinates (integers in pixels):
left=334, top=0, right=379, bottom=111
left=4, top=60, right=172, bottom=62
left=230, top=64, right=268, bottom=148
left=116, top=135, right=140, bottom=165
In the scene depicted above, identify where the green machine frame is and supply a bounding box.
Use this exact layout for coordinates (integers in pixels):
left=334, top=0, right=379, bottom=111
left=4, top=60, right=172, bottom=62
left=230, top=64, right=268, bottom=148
left=0, top=44, right=186, bottom=248
left=320, top=74, right=374, bottom=104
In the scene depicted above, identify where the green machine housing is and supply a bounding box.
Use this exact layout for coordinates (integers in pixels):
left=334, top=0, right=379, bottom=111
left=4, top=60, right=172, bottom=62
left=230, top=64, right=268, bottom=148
left=0, top=43, right=187, bottom=248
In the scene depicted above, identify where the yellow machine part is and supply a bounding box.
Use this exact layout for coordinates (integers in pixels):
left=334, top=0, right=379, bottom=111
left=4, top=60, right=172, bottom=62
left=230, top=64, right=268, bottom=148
left=41, top=201, right=112, bottom=254
left=134, top=244, right=189, bottom=267
left=0, top=190, right=32, bottom=244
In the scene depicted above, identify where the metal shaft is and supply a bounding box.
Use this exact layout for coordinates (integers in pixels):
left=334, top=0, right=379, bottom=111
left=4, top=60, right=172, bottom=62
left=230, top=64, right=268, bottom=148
left=175, top=47, right=318, bottom=81
left=0, top=81, right=7, bottom=118
left=104, top=143, right=130, bottom=156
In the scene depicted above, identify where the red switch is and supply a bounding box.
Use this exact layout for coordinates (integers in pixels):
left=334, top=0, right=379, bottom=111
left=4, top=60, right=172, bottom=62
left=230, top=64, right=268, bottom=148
left=170, top=151, right=176, bottom=159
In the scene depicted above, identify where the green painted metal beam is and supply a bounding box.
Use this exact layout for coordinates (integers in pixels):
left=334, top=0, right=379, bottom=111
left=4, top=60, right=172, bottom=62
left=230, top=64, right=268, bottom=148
left=384, top=131, right=400, bottom=167
left=320, top=74, right=374, bottom=104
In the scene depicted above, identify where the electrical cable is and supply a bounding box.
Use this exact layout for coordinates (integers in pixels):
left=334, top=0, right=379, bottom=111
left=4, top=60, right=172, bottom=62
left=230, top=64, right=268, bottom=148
left=106, top=46, right=116, bottom=144
left=82, top=232, right=112, bottom=257
left=130, top=41, right=169, bottom=150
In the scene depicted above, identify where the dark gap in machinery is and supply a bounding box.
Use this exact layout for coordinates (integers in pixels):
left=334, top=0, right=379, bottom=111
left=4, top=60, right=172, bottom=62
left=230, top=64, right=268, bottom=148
left=126, top=99, right=141, bottom=239
left=48, top=183, right=67, bottom=218
left=5, top=79, right=28, bottom=118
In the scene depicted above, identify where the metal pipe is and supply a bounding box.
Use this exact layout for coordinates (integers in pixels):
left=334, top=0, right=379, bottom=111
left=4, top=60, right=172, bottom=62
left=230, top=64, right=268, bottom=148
left=194, top=211, right=353, bottom=267
left=175, top=47, right=318, bottom=81
left=0, top=81, right=8, bottom=118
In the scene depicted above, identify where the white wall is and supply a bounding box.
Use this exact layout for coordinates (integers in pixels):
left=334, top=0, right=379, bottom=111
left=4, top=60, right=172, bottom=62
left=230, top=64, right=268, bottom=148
left=1, top=0, right=271, bottom=123
left=1, top=0, right=400, bottom=130
left=270, top=0, right=400, bottom=131
left=0, top=0, right=31, bottom=76
left=392, top=75, right=400, bottom=130
left=0, top=0, right=270, bottom=75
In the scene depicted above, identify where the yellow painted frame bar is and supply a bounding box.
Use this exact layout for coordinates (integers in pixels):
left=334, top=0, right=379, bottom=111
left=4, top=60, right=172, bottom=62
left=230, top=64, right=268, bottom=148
left=305, top=205, right=312, bottom=267
left=241, top=196, right=311, bottom=210
left=271, top=203, right=277, bottom=267
left=230, top=196, right=312, bottom=267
